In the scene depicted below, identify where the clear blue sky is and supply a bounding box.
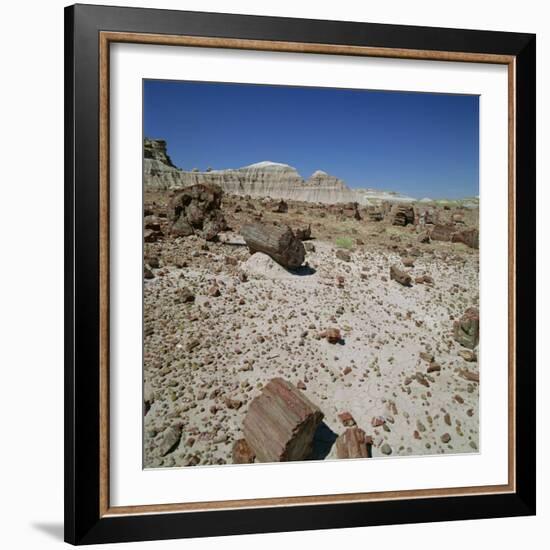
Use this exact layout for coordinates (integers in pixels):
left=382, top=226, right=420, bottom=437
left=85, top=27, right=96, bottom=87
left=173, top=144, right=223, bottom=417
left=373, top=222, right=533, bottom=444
left=144, top=80, right=479, bottom=199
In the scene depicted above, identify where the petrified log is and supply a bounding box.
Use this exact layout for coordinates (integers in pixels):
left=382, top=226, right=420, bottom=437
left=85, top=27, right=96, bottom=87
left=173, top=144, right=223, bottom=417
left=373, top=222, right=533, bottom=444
left=243, top=378, right=324, bottom=462
left=335, top=427, right=372, bottom=459
left=367, top=208, right=384, bottom=221
left=390, top=265, right=412, bottom=286
left=453, top=307, right=479, bottom=349
left=429, top=224, right=456, bottom=242
left=452, top=228, right=479, bottom=249
left=241, top=223, right=305, bottom=269
left=391, top=204, right=415, bottom=226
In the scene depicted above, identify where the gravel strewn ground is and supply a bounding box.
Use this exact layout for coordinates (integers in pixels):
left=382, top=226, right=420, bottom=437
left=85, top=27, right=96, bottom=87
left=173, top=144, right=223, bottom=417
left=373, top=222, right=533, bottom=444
left=143, top=194, right=479, bottom=468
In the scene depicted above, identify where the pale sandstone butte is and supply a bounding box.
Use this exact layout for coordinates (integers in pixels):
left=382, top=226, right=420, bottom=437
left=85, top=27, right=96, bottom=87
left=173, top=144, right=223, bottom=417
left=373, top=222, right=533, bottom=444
left=143, top=138, right=417, bottom=205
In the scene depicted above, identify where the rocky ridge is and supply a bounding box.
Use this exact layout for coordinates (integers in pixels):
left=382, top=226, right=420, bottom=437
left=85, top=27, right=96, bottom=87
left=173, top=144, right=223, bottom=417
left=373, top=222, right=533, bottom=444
left=144, top=138, right=416, bottom=205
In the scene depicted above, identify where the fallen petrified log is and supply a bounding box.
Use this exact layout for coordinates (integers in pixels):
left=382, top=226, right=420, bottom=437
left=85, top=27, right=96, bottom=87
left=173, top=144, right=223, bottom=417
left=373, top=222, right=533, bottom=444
left=241, top=223, right=305, bottom=269
left=452, top=228, right=479, bottom=249
left=453, top=307, right=479, bottom=349
left=335, top=427, right=372, bottom=459
left=243, top=378, right=324, bottom=462
left=429, top=223, right=456, bottom=242
left=390, top=265, right=412, bottom=286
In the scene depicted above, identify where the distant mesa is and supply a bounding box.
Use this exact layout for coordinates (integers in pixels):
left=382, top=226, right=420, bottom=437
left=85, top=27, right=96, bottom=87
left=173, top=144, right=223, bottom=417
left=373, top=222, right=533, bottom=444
left=143, top=138, right=449, bottom=206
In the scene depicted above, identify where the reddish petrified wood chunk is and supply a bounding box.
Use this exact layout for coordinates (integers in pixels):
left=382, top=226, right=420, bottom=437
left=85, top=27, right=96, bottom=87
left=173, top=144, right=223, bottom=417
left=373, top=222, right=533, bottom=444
left=338, top=411, right=356, bottom=427
left=243, top=378, right=323, bottom=463
left=429, top=224, right=456, bottom=242
left=335, top=427, right=372, bottom=459
left=452, top=228, right=479, bottom=249
left=232, top=438, right=256, bottom=464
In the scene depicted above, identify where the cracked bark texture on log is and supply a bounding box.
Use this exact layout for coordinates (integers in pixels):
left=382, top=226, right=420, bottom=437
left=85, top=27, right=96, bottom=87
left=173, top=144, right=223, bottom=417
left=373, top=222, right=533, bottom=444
left=241, top=223, right=305, bottom=269
left=243, top=378, right=323, bottom=463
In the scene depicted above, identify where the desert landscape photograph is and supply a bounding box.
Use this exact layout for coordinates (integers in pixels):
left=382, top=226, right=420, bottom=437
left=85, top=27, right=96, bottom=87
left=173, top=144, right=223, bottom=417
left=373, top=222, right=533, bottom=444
left=142, top=80, right=480, bottom=469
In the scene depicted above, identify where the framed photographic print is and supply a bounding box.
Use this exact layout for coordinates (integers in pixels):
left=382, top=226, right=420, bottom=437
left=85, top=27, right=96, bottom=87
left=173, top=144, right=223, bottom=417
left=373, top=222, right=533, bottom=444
left=64, top=3, right=536, bottom=545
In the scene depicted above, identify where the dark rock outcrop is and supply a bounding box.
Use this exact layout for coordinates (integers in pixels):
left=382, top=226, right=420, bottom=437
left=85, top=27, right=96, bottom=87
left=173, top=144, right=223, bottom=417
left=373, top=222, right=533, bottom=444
left=169, top=184, right=227, bottom=241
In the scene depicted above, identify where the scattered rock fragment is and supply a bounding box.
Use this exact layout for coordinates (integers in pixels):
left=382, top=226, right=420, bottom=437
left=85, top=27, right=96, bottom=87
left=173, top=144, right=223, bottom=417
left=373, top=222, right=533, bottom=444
left=232, top=439, right=256, bottom=464
left=458, top=349, right=477, bottom=362
left=459, top=368, right=479, bottom=383
left=427, top=362, right=441, bottom=373
left=144, top=266, right=154, bottom=280
left=336, top=427, right=372, bottom=459
left=159, top=425, right=182, bottom=456
left=380, top=443, right=393, bottom=455
left=390, top=265, right=412, bottom=287
left=321, top=328, right=342, bottom=344
left=453, top=307, right=480, bottom=349
left=176, top=287, right=195, bottom=304
left=371, top=416, right=386, bottom=427
left=336, top=249, right=351, bottom=262
left=338, top=411, right=357, bottom=427
left=419, top=351, right=435, bottom=363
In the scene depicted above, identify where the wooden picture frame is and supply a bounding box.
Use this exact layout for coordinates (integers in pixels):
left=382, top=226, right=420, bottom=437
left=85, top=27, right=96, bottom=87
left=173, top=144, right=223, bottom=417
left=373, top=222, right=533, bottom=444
left=65, top=3, right=536, bottom=545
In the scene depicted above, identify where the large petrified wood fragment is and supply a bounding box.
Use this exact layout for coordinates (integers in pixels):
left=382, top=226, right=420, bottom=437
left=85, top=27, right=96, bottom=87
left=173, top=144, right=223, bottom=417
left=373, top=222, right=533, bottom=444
left=453, top=307, right=480, bottom=349
left=241, top=223, right=305, bottom=269
left=335, top=427, right=372, bottom=459
left=429, top=224, right=456, bottom=242
left=452, top=228, right=479, bottom=249
left=169, top=183, right=227, bottom=241
left=243, top=378, right=324, bottom=462
left=391, top=204, right=415, bottom=226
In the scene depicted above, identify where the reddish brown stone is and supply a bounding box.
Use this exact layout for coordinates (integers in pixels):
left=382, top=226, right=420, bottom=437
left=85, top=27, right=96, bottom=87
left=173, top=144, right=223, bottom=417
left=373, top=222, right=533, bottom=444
left=371, top=416, right=386, bottom=427
left=452, top=228, right=479, bottom=249
left=322, top=327, right=342, bottom=344
left=232, top=439, right=256, bottom=464
left=390, top=265, right=412, bottom=287
left=429, top=224, right=456, bottom=242
left=336, top=427, right=372, bottom=459
left=338, top=411, right=357, bottom=427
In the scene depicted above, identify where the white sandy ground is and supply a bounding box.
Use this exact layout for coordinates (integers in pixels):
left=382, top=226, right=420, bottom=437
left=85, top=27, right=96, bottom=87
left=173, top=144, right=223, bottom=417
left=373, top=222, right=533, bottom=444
left=143, top=235, right=479, bottom=468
